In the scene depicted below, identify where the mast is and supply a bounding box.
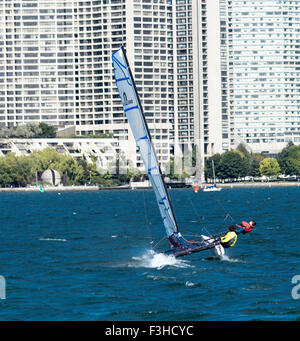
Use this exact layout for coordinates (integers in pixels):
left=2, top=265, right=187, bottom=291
left=212, top=160, right=216, bottom=185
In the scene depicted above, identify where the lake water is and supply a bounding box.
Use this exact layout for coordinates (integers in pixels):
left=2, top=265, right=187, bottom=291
left=0, top=187, right=299, bottom=321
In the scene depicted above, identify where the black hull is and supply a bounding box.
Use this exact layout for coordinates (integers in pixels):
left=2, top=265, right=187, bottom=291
left=164, top=242, right=218, bottom=258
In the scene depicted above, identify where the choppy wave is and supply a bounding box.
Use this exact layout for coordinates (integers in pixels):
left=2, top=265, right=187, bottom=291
left=220, top=254, right=243, bottom=263
left=39, top=237, right=67, bottom=242
left=1, top=188, right=300, bottom=321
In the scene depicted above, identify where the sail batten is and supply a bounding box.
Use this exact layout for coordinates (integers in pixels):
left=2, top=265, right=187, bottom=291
left=112, top=47, right=179, bottom=238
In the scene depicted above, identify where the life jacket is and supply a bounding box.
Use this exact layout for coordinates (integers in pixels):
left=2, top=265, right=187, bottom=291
left=237, top=221, right=254, bottom=234
left=220, top=231, right=237, bottom=248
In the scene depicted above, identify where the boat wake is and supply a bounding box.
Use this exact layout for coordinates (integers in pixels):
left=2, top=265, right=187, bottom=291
left=204, top=254, right=242, bottom=263
left=220, top=254, right=242, bottom=263
left=130, top=250, right=192, bottom=269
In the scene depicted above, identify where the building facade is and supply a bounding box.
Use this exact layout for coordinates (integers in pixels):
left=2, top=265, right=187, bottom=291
left=0, top=0, right=78, bottom=129
left=224, top=0, right=300, bottom=154
left=0, top=0, right=223, bottom=173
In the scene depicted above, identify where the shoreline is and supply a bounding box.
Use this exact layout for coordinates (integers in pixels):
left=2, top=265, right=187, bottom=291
left=216, top=181, right=300, bottom=188
left=0, top=181, right=299, bottom=192
left=0, top=185, right=100, bottom=193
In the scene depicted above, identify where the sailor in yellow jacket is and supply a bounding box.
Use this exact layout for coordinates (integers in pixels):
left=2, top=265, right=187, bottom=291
left=219, top=225, right=237, bottom=248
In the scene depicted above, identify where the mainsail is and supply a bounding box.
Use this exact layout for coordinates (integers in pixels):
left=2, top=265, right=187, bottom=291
left=112, top=47, right=185, bottom=247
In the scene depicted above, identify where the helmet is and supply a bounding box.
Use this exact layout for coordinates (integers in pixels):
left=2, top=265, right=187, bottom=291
left=228, top=225, right=236, bottom=231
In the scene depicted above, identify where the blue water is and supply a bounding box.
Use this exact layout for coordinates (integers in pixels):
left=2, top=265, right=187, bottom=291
left=0, top=187, right=299, bottom=321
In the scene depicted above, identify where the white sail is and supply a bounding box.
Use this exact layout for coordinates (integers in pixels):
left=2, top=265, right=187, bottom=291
left=112, top=47, right=179, bottom=238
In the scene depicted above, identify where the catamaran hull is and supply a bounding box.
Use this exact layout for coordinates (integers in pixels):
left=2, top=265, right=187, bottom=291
left=163, top=235, right=225, bottom=258
left=201, top=235, right=225, bottom=257
left=163, top=242, right=220, bottom=258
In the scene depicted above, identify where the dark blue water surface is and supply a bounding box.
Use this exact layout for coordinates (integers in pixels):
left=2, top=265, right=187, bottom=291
left=0, top=187, right=299, bottom=321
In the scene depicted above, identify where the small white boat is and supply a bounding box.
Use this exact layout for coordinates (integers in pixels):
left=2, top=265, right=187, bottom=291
left=203, top=160, right=222, bottom=192
left=203, top=184, right=222, bottom=192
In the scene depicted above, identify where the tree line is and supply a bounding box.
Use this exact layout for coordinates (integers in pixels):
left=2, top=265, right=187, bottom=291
left=0, top=122, right=56, bottom=139
left=1, top=140, right=300, bottom=187
left=0, top=122, right=114, bottom=139
left=0, top=147, right=145, bottom=188
left=0, top=148, right=86, bottom=187
left=204, top=142, right=300, bottom=181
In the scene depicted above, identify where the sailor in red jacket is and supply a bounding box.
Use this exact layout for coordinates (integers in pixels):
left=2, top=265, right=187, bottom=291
left=235, top=220, right=256, bottom=235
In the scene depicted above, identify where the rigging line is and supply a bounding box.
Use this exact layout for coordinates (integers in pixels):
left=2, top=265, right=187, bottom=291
left=182, top=189, right=216, bottom=235
left=212, top=196, right=237, bottom=225
left=205, top=164, right=237, bottom=226
left=190, top=196, right=217, bottom=230
left=152, top=235, right=168, bottom=251
left=186, top=176, right=235, bottom=231
left=224, top=212, right=233, bottom=222
left=186, top=186, right=235, bottom=236
left=142, top=187, right=153, bottom=245
left=202, top=226, right=214, bottom=238
left=185, top=189, right=205, bottom=223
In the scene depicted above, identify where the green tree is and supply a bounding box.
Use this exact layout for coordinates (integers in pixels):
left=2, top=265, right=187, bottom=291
left=259, top=158, right=281, bottom=176
left=38, top=122, right=56, bottom=138
left=55, top=156, right=85, bottom=185
left=5, top=123, right=42, bottom=138
left=0, top=156, right=14, bottom=186
left=28, top=148, right=85, bottom=185
left=0, top=147, right=127, bottom=187
left=29, top=148, right=63, bottom=172
left=204, top=153, right=221, bottom=180
left=277, top=142, right=300, bottom=175
left=236, top=143, right=251, bottom=159
left=85, top=162, right=99, bottom=184
left=0, top=153, right=34, bottom=187
left=217, top=150, right=249, bottom=180
left=280, top=157, right=300, bottom=176
left=0, top=126, right=10, bottom=138
left=248, top=153, right=266, bottom=177
left=0, top=122, right=55, bottom=138
left=165, top=157, right=178, bottom=179
left=126, top=167, right=142, bottom=181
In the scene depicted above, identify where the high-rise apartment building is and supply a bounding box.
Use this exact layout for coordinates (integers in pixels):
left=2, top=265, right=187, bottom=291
left=0, top=0, right=223, bottom=171
left=97, top=0, right=223, bottom=169
left=223, top=0, right=300, bottom=154
left=0, top=0, right=77, bottom=129
left=219, top=0, right=231, bottom=153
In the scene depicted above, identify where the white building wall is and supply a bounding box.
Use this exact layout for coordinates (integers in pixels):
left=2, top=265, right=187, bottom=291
left=206, top=0, right=222, bottom=156
left=227, top=0, right=300, bottom=153
left=0, top=0, right=224, bottom=172
left=0, top=0, right=78, bottom=128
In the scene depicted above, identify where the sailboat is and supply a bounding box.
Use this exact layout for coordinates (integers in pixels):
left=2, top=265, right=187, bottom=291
left=112, top=47, right=224, bottom=258
left=203, top=160, right=222, bottom=192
